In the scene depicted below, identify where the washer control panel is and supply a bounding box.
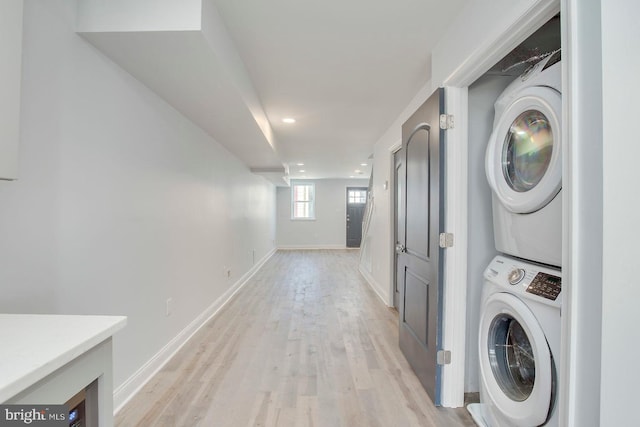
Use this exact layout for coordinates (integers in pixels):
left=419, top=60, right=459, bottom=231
left=526, top=272, right=562, bottom=301
left=508, top=268, right=525, bottom=285
left=485, top=255, right=562, bottom=304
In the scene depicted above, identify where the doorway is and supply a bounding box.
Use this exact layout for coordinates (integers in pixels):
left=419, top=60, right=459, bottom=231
left=346, top=187, right=367, bottom=248
left=427, top=1, right=560, bottom=410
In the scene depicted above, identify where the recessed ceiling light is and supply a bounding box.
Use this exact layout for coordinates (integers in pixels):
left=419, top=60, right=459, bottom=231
left=282, top=118, right=296, bottom=124
left=360, top=163, right=368, bottom=166
left=299, top=169, right=305, bottom=173
left=296, top=163, right=304, bottom=166
left=349, top=176, right=355, bottom=178
left=355, top=169, right=361, bottom=173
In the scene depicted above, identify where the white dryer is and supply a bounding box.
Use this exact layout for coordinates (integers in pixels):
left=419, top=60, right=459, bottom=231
left=485, top=51, right=562, bottom=267
left=468, top=255, right=561, bottom=427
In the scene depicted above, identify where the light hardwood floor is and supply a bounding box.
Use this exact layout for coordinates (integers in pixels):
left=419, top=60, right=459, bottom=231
left=116, top=250, right=475, bottom=427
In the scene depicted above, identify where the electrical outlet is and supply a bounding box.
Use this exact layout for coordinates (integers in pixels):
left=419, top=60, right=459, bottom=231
left=166, top=298, right=173, bottom=316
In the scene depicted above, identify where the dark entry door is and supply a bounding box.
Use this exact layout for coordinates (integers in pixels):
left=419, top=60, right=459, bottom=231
left=396, top=88, right=445, bottom=405
left=346, top=187, right=367, bottom=247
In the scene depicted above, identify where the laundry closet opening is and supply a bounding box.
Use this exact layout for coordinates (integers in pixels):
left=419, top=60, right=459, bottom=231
left=463, top=13, right=562, bottom=426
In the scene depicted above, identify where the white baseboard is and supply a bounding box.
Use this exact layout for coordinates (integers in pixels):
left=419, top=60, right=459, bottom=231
left=358, top=265, right=392, bottom=307
left=277, top=245, right=354, bottom=250
left=113, top=248, right=277, bottom=414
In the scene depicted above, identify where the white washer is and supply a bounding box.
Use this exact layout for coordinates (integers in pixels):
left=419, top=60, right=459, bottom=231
left=485, top=52, right=562, bottom=267
left=468, top=255, right=561, bottom=427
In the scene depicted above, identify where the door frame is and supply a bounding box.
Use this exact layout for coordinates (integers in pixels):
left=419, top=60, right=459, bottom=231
left=425, top=0, right=561, bottom=408
left=390, top=143, right=402, bottom=310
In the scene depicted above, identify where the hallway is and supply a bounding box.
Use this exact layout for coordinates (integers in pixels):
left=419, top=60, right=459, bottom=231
left=116, top=250, right=474, bottom=426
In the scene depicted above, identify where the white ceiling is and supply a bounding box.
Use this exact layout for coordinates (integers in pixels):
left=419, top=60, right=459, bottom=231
left=77, top=0, right=470, bottom=183
left=213, top=0, right=469, bottom=180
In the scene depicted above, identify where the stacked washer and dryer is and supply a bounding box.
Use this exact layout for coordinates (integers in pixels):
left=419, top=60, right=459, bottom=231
left=468, top=51, right=563, bottom=427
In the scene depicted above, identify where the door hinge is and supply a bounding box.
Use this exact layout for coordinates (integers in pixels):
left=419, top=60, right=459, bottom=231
left=439, top=233, right=454, bottom=248
left=437, top=350, right=452, bottom=365
left=439, top=114, right=454, bottom=130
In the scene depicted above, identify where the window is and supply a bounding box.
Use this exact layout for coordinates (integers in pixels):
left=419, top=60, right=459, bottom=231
left=291, top=182, right=315, bottom=219
left=348, top=189, right=367, bottom=204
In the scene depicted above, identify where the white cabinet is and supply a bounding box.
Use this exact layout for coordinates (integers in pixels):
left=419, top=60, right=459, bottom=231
left=0, top=315, right=127, bottom=426
left=0, top=0, right=23, bottom=180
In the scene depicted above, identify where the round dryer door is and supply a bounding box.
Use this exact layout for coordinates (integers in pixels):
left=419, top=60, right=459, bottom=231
left=486, top=86, right=562, bottom=213
left=478, top=292, right=554, bottom=426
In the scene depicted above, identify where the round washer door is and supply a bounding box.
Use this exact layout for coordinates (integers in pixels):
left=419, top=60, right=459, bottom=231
left=478, top=292, right=553, bottom=426
left=486, top=86, right=562, bottom=213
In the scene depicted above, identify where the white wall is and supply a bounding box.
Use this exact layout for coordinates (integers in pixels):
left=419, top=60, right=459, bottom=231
left=465, top=74, right=513, bottom=392
left=0, top=0, right=276, bottom=395
left=77, top=0, right=202, bottom=32
left=0, top=0, right=23, bottom=180
left=563, top=2, right=640, bottom=425
left=276, top=179, right=368, bottom=249
left=599, top=0, right=640, bottom=425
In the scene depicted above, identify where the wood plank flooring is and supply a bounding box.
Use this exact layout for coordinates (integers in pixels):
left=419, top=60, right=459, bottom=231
left=116, top=250, right=475, bottom=427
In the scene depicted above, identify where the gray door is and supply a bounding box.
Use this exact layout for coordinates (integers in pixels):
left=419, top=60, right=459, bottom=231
left=396, top=88, right=445, bottom=405
left=346, top=187, right=367, bottom=248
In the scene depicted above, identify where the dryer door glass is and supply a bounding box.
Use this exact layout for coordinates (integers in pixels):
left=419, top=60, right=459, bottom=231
left=488, top=314, right=535, bottom=401
left=502, top=110, right=553, bottom=192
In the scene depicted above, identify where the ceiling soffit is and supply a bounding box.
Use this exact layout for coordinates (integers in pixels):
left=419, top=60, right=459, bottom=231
left=76, top=0, right=286, bottom=183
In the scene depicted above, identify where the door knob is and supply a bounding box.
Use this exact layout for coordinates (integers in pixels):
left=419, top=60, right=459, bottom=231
left=395, top=243, right=406, bottom=254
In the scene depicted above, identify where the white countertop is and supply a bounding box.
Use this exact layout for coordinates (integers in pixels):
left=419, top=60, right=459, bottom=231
left=0, top=314, right=126, bottom=403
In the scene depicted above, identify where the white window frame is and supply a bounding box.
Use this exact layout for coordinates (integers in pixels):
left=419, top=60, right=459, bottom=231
left=291, top=181, right=316, bottom=220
